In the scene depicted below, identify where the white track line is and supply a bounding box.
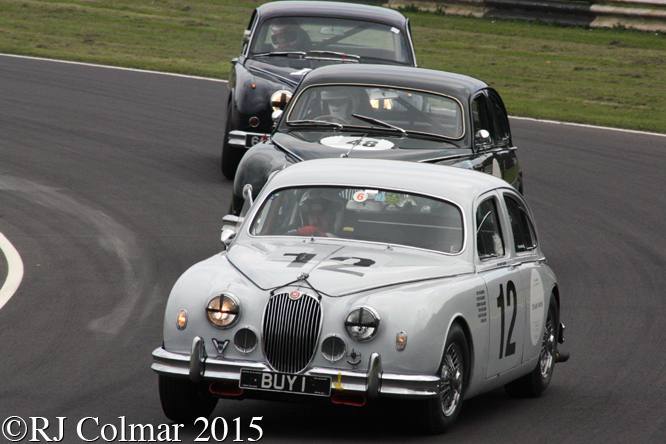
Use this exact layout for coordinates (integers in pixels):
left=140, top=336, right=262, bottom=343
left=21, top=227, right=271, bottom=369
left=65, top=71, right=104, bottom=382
left=511, top=116, right=666, bottom=138
left=0, top=232, right=24, bottom=311
left=2, top=53, right=664, bottom=138
left=0, top=53, right=226, bottom=82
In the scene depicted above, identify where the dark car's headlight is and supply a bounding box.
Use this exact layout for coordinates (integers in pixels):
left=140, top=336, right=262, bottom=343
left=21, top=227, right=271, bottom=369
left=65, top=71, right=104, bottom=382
left=271, top=90, right=292, bottom=111
left=206, top=293, right=240, bottom=328
left=344, top=306, right=380, bottom=342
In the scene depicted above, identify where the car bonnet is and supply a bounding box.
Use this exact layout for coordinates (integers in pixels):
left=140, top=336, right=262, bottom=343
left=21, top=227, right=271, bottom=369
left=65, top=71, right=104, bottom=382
left=272, top=132, right=467, bottom=162
left=226, top=240, right=471, bottom=297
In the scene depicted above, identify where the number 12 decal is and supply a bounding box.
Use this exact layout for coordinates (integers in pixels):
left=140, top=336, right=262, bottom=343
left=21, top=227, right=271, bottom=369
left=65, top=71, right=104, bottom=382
left=497, top=281, right=517, bottom=359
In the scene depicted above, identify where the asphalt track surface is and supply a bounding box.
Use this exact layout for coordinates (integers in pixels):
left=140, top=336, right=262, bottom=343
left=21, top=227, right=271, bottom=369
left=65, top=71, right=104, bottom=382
left=1, top=54, right=665, bottom=443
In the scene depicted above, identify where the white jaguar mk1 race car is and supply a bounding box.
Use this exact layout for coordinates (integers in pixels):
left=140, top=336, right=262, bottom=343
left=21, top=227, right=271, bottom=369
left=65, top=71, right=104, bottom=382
left=152, top=158, right=568, bottom=433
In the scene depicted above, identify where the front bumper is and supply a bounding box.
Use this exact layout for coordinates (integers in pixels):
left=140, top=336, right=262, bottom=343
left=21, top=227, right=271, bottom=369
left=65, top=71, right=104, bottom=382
left=228, top=130, right=268, bottom=149
left=152, top=337, right=440, bottom=400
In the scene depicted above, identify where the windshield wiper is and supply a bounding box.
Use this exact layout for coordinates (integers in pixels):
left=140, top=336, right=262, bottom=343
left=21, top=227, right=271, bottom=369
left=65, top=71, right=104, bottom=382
left=352, top=114, right=407, bottom=137
left=289, top=119, right=343, bottom=130
left=355, top=56, right=410, bottom=65
left=305, top=50, right=360, bottom=63
left=252, top=51, right=307, bottom=58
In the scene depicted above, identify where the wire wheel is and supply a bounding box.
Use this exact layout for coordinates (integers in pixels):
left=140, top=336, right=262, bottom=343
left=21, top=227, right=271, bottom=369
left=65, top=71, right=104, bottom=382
left=504, top=294, right=559, bottom=398
left=439, top=342, right=464, bottom=417
left=539, top=308, right=556, bottom=379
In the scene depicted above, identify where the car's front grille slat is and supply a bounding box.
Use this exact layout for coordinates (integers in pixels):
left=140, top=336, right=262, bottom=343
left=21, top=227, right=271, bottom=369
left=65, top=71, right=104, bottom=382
left=263, top=292, right=322, bottom=374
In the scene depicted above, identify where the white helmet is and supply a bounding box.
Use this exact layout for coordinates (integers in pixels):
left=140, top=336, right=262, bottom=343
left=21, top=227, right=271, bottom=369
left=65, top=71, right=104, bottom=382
left=321, top=89, right=353, bottom=119
left=269, top=20, right=304, bottom=50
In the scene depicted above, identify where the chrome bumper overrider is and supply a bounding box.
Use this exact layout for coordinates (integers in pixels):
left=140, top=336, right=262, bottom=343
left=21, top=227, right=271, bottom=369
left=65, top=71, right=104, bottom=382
left=152, top=337, right=440, bottom=399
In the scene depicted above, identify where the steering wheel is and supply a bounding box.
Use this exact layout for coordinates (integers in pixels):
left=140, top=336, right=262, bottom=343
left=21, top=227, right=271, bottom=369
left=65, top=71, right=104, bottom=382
left=316, top=115, right=349, bottom=125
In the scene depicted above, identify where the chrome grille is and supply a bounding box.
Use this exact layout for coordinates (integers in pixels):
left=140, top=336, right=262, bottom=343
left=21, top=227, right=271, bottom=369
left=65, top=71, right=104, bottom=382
left=263, top=292, right=322, bottom=373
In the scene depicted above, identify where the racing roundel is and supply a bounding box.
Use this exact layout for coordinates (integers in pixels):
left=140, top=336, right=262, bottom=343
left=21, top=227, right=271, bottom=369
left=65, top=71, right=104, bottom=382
left=529, top=269, right=545, bottom=346
left=319, top=136, right=394, bottom=151
left=353, top=191, right=368, bottom=202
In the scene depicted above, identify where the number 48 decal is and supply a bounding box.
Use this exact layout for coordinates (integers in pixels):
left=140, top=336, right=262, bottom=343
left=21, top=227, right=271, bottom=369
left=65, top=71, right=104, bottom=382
left=497, top=281, right=518, bottom=359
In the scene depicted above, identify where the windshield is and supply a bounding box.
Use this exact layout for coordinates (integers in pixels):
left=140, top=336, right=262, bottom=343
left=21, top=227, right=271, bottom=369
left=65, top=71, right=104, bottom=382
left=287, top=85, right=464, bottom=140
left=249, top=17, right=412, bottom=65
left=249, top=186, right=464, bottom=254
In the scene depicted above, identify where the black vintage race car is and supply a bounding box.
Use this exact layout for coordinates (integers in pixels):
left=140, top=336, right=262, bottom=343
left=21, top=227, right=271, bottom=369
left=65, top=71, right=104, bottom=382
left=222, top=0, right=417, bottom=179
left=230, top=63, right=523, bottom=214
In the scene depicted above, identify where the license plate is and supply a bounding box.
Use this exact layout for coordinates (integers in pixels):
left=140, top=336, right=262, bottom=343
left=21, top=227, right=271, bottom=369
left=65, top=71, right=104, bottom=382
left=245, top=134, right=264, bottom=148
left=240, top=369, right=331, bottom=396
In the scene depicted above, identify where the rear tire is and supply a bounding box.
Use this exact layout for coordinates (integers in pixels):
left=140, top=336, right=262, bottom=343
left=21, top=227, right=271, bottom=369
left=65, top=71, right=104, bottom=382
left=158, top=375, right=218, bottom=423
left=504, top=295, right=558, bottom=398
left=421, top=323, right=469, bottom=434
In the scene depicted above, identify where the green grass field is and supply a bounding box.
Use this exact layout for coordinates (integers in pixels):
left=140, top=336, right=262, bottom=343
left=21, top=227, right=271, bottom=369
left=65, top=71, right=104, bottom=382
left=1, top=0, right=664, bottom=133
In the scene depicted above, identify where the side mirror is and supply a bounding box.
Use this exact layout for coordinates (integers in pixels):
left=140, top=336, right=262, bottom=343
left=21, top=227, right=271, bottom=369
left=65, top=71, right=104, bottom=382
left=221, top=214, right=241, bottom=248
left=221, top=228, right=236, bottom=247
left=474, top=129, right=492, bottom=149
left=242, top=184, right=254, bottom=206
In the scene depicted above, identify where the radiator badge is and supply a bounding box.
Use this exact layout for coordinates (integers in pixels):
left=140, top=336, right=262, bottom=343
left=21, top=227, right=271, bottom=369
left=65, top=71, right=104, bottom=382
left=212, top=338, right=229, bottom=356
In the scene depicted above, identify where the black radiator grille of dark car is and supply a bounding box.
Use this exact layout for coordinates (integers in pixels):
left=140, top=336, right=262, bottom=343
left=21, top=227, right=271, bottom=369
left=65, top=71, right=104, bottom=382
left=262, top=293, right=322, bottom=374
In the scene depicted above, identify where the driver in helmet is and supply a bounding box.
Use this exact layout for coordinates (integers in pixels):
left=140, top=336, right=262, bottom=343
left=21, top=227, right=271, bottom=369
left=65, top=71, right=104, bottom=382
left=320, top=89, right=354, bottom=122
left=298, top=194, right=339, bottom=237
left=269, top=19, right=310, bottom=51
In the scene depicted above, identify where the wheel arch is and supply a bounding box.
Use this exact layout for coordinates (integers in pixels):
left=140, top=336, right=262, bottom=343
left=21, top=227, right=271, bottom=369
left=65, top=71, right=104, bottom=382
left=232, top=144, right=291, bottom=201
left=448, top=315, right=474, bottom=393
left=550, top=284, right=560, bottom=314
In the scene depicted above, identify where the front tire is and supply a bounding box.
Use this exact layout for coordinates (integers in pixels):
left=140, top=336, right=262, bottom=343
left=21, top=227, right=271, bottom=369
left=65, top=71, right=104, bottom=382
left=221, top=101, right=244, bottom=180
left=504, top=295, right=558, bottom=397
left=158, top=375, right=218, bottom=423
left=421, top=323, right=469, bottom=434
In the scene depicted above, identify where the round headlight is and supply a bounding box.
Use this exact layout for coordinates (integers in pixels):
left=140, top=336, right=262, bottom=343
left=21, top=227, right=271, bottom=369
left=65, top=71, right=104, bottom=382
left=271, top=90, right=292, bottom=111
left=206, top=293, right=240, bottom=329
left=344, top=307, right=380, bottom=342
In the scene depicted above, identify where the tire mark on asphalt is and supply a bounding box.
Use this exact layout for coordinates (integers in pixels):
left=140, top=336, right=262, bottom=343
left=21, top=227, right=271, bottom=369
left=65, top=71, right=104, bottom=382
left=0, top=174, right=154, bottom=334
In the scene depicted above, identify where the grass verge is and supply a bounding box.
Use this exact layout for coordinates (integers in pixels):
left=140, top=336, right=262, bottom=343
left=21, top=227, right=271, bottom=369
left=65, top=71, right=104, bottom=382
left=1, top=0, right=664, bottom=133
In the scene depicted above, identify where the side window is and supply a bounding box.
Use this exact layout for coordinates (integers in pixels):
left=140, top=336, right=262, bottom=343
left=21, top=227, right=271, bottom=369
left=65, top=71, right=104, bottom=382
left=472, top=94, right=493, bottom=149
left=504, top=195, right=537, bottom=252
left=472, top=95, right=488, bottom=131
left=488, top=91, right=511, bottom=147
left=476, top=198, right=505, bottom=259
